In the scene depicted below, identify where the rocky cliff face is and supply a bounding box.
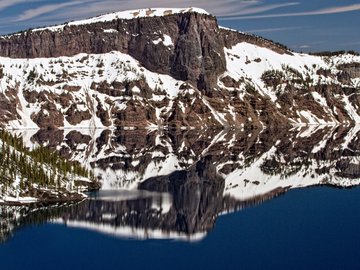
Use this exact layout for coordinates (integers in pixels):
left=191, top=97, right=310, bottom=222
left=0, top=8, right=359, bottom=129
left=0, top=11, right=225, bottom=92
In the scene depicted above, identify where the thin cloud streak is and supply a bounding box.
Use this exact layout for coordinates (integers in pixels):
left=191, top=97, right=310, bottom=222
left=22, top=0, right=253, bottom=26
left=221, top=2, right=299, bottom=17
left=338, top=41, right=360, bottom=46
left=23, top=0, right=299, bottom=24
left=14, top=1, right=86, bottom=22
left=0, top=0, right=40, bottom=10
left=221, top=3, right=360, bottom=20
left=245, top=26, right=303, bottom=33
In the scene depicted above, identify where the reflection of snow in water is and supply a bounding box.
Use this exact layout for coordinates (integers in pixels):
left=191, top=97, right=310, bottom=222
left=3, top=126, right=360, bottom=241
left=10, top=125, right=360, bottom=196
left=53, top=220, right=206, bottom=242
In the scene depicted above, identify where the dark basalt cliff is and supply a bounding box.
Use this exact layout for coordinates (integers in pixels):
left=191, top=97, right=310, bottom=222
left=0, top=12, right=290, bottom=92
left=0, top=9, right=359, bottom=129
left=0, top=13, right=222, bottom=91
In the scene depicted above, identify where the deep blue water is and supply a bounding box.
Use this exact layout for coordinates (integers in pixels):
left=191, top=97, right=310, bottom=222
left=1, top=186, right=360, bottom=270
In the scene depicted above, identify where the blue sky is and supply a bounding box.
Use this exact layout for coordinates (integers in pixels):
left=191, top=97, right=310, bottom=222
left=0, top=0, right=359, bottom=52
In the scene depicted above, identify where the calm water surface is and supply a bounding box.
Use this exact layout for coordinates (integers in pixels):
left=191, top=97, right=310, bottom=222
left=1, top=126, right=360, bottom=269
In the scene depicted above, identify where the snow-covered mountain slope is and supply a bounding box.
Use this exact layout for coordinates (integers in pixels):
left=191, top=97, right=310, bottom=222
left=0, top=51, right=194, bottom=129
left=222, top=44, right=360, bottom=125
left=0, top=8, right=359, bottom=129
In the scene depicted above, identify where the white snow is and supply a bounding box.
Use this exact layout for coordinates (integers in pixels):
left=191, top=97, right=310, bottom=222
left=163, top=34, right=173, bottom=46
left=152, top=38, right=162, bottom=45
left=153, top=34, right=173, bottom=47
left=343, top=95, right=360, bottom=123
left=311, top=92, right=328, bottom=107
left=298, top=110, right=327, bottom=125
left=28, top=8, right=209, bottom=33
left=341, top=125, right=360, bottom=150
left=3, top=196, right=38, bottom=204
left=224, top=43, right=326, bottom=102
left=103, top=29, right=118, bottom=33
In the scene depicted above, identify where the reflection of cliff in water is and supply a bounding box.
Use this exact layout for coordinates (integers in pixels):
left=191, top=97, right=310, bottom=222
left=0, top=186, right=286, bottom=243
left=2, top=125, right=360, bottom=243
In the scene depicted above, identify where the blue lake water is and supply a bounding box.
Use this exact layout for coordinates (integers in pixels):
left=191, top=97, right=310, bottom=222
left=1, top=127, right=360, bottom=269
left=1, top=186, right=360, bottom=270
